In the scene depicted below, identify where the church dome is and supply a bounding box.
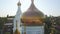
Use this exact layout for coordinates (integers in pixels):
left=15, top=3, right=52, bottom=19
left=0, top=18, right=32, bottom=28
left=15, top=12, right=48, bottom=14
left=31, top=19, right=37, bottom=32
left=21, top=0, right=44, bottom=26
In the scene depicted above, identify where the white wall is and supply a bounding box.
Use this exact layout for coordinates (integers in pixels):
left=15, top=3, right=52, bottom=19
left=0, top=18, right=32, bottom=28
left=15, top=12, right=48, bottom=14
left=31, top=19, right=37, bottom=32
left=22, top=26, right=44, bottom=34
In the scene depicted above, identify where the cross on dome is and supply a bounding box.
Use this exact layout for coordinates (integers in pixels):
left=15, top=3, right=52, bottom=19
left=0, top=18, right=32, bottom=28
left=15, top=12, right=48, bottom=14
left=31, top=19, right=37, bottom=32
left=31, top=0, right=34, bottom=3
left=19, top=0, right=20, bottom=2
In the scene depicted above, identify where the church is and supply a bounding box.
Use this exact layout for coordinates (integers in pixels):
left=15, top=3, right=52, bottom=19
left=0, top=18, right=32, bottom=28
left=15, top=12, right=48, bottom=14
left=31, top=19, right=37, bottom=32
left=13, top=0, right=45, bottom=34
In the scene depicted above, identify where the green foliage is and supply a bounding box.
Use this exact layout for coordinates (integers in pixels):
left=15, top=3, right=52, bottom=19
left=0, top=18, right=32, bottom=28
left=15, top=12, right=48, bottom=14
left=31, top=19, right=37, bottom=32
left=5, top=32, right=10, bottom=34
left=44, top=17, right=52, bottom=34
left=0, top=17, right=7, bottom=29
left=55, top=18, right=60, bottom=25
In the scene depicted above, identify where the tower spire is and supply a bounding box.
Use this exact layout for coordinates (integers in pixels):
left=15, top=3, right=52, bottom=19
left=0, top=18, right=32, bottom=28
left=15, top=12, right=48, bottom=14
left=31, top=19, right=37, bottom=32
left=13, top=0, right=22, bottom=34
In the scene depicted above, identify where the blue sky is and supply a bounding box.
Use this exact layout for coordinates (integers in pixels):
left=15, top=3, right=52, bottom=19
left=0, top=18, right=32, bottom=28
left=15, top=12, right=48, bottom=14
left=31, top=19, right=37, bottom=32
left=0, top=0, right=60, bottom=17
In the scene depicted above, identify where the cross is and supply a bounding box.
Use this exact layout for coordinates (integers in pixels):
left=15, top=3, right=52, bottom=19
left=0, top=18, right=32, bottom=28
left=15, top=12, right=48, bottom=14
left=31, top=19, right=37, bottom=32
left=31, top=0, right=34, bottom=3
left=18, top=0, right=21, bottom=3
left=19, top=0, right=20, bottom=2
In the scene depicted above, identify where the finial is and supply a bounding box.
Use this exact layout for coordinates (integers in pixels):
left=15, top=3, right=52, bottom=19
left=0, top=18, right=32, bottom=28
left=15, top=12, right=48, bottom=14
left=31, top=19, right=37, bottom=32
left=17, top=0, right=21, bottom=6
left=31, top=0, right=34, bottom=3
left=19, top=0, right=20, bottom=2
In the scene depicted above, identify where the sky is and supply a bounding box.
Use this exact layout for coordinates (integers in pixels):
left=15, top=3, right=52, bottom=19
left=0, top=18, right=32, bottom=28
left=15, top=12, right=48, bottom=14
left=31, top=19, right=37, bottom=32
left=0, top=0, right=60, bottom=17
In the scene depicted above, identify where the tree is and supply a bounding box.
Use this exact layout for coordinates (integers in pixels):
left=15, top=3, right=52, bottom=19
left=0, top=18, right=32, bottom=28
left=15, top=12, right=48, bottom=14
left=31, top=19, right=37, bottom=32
left=0, top=17, right=7, bottom=34
left=44, top=17, right=52, bottom=34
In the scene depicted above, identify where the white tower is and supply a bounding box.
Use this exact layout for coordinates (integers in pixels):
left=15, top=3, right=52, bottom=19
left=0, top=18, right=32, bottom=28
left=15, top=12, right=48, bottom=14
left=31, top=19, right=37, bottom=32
left=13, top=0, right=22, bottom=34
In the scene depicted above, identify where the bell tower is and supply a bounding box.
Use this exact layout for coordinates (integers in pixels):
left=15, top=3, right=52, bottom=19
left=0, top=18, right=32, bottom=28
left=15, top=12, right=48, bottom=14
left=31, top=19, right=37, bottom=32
left=13, top=0, right=22, bottom=34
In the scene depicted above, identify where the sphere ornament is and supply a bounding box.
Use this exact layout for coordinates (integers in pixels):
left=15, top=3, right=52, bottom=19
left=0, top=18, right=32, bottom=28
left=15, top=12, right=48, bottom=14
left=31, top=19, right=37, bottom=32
left=17, top=1, right=21, bottom=6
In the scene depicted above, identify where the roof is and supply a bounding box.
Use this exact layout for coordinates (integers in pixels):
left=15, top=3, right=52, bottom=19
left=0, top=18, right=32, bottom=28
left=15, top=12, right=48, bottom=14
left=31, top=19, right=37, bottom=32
left=22, top=1, right=44, bottom=17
